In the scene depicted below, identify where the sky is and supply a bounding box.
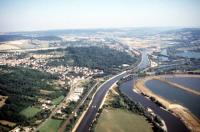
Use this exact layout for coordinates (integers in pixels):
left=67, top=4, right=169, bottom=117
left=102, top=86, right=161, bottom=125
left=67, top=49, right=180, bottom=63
left=0, top=0, right=200, bottom=32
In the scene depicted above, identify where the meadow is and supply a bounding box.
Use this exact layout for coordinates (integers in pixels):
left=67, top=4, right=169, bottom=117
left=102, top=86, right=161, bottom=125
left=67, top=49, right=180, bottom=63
left=95, top=108, right=153, bottom=132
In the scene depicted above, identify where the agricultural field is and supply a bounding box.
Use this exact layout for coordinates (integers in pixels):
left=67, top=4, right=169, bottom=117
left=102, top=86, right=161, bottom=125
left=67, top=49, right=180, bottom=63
left=19, top=106, right=41, bottom=118
left=95, top=108, right=153, bottom=132
left=0, top=65, right=67, bottom=131
left=52, top=95, right=65, bottom=105
left=39, top=118, right=63, bottom=132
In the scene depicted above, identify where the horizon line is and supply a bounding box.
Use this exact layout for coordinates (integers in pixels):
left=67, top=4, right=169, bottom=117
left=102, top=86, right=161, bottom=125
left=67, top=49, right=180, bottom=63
left=1, top=26, right=200, bottom=34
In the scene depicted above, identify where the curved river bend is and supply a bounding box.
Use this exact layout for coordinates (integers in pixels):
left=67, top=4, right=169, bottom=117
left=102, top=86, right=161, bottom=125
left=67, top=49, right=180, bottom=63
left=76, top=51, right=188, bottom=132
left=146, top=79, right=200, bottom=119
left=119, top=78, right=189, bottom=132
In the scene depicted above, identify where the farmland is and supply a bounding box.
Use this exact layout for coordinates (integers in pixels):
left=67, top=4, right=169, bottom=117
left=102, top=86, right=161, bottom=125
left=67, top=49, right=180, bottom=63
left=52, top=95, right=65, bottom=106
left=95, top=108, right=153, bottom=132
left=39, top=119, right=63, bottom=132
left=19, top=106, right=41, bottom=118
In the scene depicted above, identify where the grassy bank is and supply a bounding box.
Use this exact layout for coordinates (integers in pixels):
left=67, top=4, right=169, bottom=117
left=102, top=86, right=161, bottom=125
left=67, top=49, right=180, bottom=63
left=91, top=84, right=155, bottom=132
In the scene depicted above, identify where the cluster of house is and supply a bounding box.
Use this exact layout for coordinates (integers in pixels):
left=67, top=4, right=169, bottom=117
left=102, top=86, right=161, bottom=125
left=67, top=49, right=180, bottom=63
left=38, top=99, right=54, bottom=110
left=0, top=52, right=103, bottom=102
left=48, top=65, right=103, bottom=80
left=10, top=126, right=35, bottom=132
left=0, top=51, right=102, bottom=131
left=69, top=87, right=84, bottom=102
left=0, top=52, right=103, bottom=79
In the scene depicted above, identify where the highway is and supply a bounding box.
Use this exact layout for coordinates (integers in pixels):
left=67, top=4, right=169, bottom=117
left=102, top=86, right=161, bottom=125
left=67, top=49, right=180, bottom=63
left=75, top=51, right=148, bottom=132
left=58, top=81, right=99, bottom=132
left=37, top=49, right=140, bottom=132
left=36, top=77, right=84, bottom=131
left=75, top=51, right=188, bottom=132
left=75, top=71, right=127, bottom=132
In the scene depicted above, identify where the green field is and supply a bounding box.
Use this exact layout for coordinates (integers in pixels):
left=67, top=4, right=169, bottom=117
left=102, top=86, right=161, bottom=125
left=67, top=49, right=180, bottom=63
left=193, top=69, right=200, bottom=72
left=39, top=119, right=63, bottom=132
left=19, top=106, right=41, bottom=118
left=95, top=109, right=153, bottom=132
left=52, top=95, right=65, bottom=105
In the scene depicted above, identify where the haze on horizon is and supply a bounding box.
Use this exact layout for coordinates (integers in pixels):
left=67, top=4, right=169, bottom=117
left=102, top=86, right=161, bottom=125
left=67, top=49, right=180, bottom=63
left=0, top=0, right=200, bottom=32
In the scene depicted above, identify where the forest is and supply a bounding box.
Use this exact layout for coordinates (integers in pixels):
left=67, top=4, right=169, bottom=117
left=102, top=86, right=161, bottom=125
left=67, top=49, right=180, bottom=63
left=0, top=65, right=66, bottom=123
left=46, top=46, right=137, bottom=74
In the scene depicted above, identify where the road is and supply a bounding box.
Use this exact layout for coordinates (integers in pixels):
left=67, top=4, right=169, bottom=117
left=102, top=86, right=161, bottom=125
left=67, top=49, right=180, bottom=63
left=58, top=81, right=99, bottom=132
left=75, top=50, right=189, bottom=132
left=75, top=51, right=148, bottom=132
left=75, top=71, right=127, bottom=132
left=137, top=51, right=150, bottom=70
left=35, top=82, right=75, bottom=131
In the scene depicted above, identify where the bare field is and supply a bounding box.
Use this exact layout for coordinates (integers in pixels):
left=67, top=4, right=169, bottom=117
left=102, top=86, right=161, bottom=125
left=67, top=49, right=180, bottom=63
left=0, top=120, right=16, bottom=127
left=0, top=95, right=7, bottom=108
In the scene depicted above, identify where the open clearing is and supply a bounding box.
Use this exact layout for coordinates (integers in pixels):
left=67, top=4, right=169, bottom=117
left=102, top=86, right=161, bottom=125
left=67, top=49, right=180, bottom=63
left=40, top=89, right=54, bottom=95
left=39, top=118, right=63, bottom=132
left=52, top=95, right=65, bottom=105
left=95, top=108, right=153, bottom=132
left=0, top=95, right=7, bottom=108
left=19, top=106, right=41, bottom=118
left=0, top=120, right=16, bottom=127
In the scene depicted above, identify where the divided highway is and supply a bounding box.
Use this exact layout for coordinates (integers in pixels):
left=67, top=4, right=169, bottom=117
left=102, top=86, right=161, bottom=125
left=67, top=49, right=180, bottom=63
left=75, top=51, right=188, bottom=132
left=75, top=71, right=127, bottom=132
left=75, top=51, right=148, bottom=132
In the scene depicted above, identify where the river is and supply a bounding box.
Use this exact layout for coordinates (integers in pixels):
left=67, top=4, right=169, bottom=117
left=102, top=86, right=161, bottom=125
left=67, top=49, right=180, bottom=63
left=146, top=79, right=200, bottom=119
left=75, top=51, right=188, bottom=132
left=119, top=79, right=189, bottom=132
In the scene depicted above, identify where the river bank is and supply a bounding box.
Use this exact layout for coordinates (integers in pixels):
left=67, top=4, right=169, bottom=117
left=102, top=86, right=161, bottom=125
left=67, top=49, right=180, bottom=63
left=92, top=82, right=158, bottom=132
left=135, top=75, right=200, bottom=132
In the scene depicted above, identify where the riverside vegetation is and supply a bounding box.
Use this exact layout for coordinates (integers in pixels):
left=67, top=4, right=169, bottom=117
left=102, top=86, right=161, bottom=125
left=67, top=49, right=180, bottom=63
left=90, top=79, right=164, bottom=132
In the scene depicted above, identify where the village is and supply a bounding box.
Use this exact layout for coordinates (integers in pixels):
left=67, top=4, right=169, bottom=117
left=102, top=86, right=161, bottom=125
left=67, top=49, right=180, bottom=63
left=0, top=51, right=103, bottom=132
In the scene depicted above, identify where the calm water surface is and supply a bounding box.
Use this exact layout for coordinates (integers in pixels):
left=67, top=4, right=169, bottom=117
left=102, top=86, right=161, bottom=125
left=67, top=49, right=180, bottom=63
left=176, top=51, right=200, bottom=59
left=120, top=79, right=188, bottom=132
left=146, top=79, right=200, bottom=119
left=165, top=77, right=200, bottom=92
